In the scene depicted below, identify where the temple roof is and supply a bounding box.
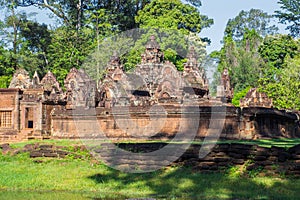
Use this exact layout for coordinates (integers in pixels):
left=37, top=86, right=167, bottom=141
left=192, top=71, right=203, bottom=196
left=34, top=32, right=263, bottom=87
left=145, top=35, right=160, bottom=49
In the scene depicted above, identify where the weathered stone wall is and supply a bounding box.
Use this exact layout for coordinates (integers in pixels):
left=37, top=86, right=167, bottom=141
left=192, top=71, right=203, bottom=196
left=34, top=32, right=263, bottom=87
left=0, top=89, right=21, bottom=142
left=2, top=142, right=300, bottom=176
left=51, top=106, right=300, bottom=140
left=98, top=142, right=300, bottom=176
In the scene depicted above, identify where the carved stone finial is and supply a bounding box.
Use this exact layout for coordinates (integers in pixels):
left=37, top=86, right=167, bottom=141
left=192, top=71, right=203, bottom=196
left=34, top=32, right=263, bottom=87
left=184, top=46, right=198, bottom=74
left=187, top=46, right=197, bottom=60
left=109, top=51, right=121, bottom=65
left=150, top=35, right=156, bottom=41
left=142, top=35, right=164, bottom=64
left=112, top=50, right=118, bottom=58
left=32, top=71, right=40, bottom=88
left=218, top=68, right=233, bottom=100
left=146, top=35, right=160, bottom=49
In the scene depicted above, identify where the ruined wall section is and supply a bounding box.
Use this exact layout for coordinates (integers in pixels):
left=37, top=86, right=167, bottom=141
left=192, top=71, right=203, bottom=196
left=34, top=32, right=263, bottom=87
left=50, top=106, right=300, bottom=140
left=0, top=89, right=21, bottom=141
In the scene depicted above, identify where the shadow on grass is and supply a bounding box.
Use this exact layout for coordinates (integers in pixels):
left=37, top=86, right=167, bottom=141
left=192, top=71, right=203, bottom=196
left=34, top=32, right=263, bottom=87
left=88, top=166, right=300, bottom=199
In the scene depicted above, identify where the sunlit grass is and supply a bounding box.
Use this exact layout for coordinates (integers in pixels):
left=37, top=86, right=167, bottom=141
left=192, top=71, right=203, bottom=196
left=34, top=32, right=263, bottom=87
left=1, top=153, right=300, bottom=199
left=1, top=139, right=300, bottom=199
left=6, top=137, right=300, bottom=149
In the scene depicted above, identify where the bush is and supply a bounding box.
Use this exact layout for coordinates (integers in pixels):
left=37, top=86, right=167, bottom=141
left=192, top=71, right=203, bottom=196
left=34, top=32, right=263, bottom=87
left=232, top=86, right=251, bottom=107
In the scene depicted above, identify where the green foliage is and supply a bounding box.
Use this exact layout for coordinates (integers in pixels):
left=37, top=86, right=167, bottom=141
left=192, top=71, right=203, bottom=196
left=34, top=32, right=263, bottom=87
left=258, top=34, right=299, bottom=68
left=257, top=34, right=300, bottom=110
left=136, top=0, right=213, bottom=35
left=128, top=0, right=212, bottom=72
left=123, top=48, right=143, bottom=71
left=20, top=21, right=51, bottom=54
left=231, top=51, right=263, bottom=93
left=214, top=29, right=264, bottom=94
left=0, top=46, right=14, bottom=88
left=275, top=0, right=300, bottom=37
left=227, top=165, right=242, bottom=178
left=0, top=75, right=11, bottom=88
left=213, top=9, right=281, bottom=101
left=47, top=27, right=93, bottom=85
left=225, top=9, right=278, bottom=41
left=16, top=0, right=151, bottom=32
left=83, top=32, right=135, bottom=81
left=232, top=86, right=251, bottom=107
left=259, top=56, right=300, bottom=110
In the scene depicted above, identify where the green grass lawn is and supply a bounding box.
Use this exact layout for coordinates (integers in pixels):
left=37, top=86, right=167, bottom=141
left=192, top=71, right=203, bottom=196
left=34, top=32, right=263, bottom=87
left=0, top=139, right=300, bottom=199
left=8, top=137, right=300, bottom=149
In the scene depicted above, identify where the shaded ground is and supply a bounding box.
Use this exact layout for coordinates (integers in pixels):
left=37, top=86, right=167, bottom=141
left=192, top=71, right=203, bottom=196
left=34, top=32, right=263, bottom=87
left=0, top=139, right=300, bottom=199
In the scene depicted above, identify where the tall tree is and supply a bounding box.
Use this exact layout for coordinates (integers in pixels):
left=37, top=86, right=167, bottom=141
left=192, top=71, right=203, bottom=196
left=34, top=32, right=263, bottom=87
left=259, top=55, right=300, bottom=110
left=135, top=0, right=213, bottom=35
left=211, top=8, right=280, bottom=97
left=20, top=20, right=51, bottom=66
left=0, top=46, right=14, bottom=88
left=258, top=34, right=299, bottom=110
left=275, top=0, right=300, bottom=38
left=212, top=29, right=264, bottom=94
left=258, top=34, right=299, bottom=69
left=124, top=0, right=212, bottom=70
left=0, top=0, right=29, bottom=69
left=225, top=9, right=278, bottom=41
left=15, top=0, right=151, bottom=31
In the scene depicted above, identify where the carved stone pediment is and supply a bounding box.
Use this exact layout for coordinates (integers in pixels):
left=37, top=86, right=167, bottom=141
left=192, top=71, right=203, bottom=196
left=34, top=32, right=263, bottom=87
left=240, top=88, right=273, bottom=108
left=40, top=71, right=62, bottom=102
left=41, top=71, right=61, bottom=93
left=64, top=68, right=96, bottom=108
left=9, top=69, right=31, bottom=89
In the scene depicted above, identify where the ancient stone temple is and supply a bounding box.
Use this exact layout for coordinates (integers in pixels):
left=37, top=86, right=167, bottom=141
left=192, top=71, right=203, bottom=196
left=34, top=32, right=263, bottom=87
left=98, top=36, right=210, bottom=108
left=0, top=36, right=299, bottom=142
left=65, top=68, right=96, bottom=108
left=40, top=71, right=63, bottom=103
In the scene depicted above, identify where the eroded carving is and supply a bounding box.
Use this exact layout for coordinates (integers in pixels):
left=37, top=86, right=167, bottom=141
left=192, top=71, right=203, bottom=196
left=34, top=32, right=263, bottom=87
left=9, top=69, right=31, bottom=89
left=64, top=68, right=96, bottom=108
left=240, top=88, right=273, bottom=108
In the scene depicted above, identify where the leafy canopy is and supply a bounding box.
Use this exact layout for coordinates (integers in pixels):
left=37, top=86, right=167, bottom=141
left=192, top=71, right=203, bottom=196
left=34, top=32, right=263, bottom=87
left=225, top=8, right=278, bottom=41
left=258, top=34, right=299, bottom=68
left=135, top=0, right=213, bottom=35
left=275, top=0, right=300, bottom=37
left=259, top=55, right=300, bottom=110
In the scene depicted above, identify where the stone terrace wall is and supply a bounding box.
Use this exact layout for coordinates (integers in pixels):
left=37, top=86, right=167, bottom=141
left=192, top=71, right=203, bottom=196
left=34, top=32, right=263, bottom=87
left=51, top=106, right=300, bottom=140
left=2, top=141, right=300, bottom=176
left=99, top=142, right=300, bottom=176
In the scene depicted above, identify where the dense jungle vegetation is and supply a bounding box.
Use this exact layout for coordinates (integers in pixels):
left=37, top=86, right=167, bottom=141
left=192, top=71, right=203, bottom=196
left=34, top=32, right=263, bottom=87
left=0, top=0, right=299, bottom=110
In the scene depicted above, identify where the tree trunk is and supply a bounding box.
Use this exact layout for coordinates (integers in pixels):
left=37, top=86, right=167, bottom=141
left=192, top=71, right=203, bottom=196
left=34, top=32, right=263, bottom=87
left=12, top=7, right=18, bottom=70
